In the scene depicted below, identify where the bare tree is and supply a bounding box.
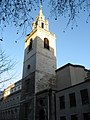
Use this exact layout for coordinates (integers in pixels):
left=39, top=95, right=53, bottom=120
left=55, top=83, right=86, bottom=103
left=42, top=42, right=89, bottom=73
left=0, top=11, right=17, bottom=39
left=0, top=0, right=90, bottom=36
left=0, top=47, right=15, bottom=89
left=49, top=0, right=90, bottom=24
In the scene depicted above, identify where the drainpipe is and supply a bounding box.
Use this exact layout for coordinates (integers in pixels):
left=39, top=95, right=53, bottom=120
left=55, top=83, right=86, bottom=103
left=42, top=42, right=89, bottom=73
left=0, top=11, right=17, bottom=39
left=34, top=94, right=36, bottom=120
left=48, top=90, right=50, bottom=120
left=54, top=92, right=56, bottom=120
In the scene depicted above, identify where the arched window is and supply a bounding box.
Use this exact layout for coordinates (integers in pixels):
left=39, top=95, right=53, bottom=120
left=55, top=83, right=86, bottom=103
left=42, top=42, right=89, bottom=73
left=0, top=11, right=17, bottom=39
left=27, top=64, right=30, bottom=70
left=41, top=22, right=44, bottom=28
left=44, top=38, right=49, bottom=50
left=28, top=38, right=32, bottom=51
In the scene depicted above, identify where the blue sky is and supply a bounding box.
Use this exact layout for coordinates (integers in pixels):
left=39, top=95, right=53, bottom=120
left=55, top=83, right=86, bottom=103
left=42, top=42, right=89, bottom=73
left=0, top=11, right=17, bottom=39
left=0, top=4, right=90, bottom=88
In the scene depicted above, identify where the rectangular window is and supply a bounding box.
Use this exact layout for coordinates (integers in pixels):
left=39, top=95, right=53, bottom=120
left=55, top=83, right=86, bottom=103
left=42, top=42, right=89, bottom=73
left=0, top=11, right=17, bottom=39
left=83, top=112, right=90, bottom=120
left=71, top=114, right=78, bottom=120
left=80, top=89, right=89, bottom=105
left=59, top=96, right=65, bottom=109
left=69, top=93, right=76, bottom=107
left=60, top=116, right=66, bottom=120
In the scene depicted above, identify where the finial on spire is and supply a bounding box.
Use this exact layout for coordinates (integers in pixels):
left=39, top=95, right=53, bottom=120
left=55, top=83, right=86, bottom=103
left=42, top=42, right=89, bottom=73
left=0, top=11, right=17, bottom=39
left=40, top=0, right=42, bottom=11
left=40, top=0, right=42, bottom=6
left=38, top=2, right=43, bottom=16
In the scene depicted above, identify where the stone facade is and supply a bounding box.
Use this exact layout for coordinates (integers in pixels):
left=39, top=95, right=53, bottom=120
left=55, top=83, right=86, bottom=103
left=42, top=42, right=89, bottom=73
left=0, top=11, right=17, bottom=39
left=0, top=80, right=21, bottom=120
left=19, top=74, right=35, bottom=120
left=56, top=63, right=89, bottom=90
left=0, top=64, right=90, bottom=120
left=35, top=89, right=56, bottom=120
left=56, top=78, right=90, bottom=120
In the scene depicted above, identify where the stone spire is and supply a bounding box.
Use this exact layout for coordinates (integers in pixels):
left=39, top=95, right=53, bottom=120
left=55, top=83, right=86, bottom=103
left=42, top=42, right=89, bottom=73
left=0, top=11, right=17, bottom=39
left=36, top=5, right=44, bottom=21
left=38, top=5, right=43, bottom=17
left=32, top=5, right=49, bottom=31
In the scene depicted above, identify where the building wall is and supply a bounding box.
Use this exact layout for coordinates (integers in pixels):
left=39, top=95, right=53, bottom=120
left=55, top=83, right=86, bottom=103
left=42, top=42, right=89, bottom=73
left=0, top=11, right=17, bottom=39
left=0, top=80, right=21, bottom=120
left=19, top=73, right=35, bottom=120
left=35, top=89, right=56, bottom=120
left=23, top=22, right=56, bottom=80
left=0, top=64, right=90, bottom=120
left=22, top=37, right=37, bottom=78
left=56, top=63, right=88, bottom=90
left=69, top=65, right=87, bottom=85
left=23, top=31, right=56, bottom=93
left=56, top=65, right=71, bottom=90
left=56, top=80, right=90, bottom=120
left=35, top=36, right=56, bottom=92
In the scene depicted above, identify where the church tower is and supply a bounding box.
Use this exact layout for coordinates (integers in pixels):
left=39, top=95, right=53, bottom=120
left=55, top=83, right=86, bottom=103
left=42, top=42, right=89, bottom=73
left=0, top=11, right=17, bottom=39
left=20, top=6, right=56, bottom=120
left=22, top=5, right=56, bottom=92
